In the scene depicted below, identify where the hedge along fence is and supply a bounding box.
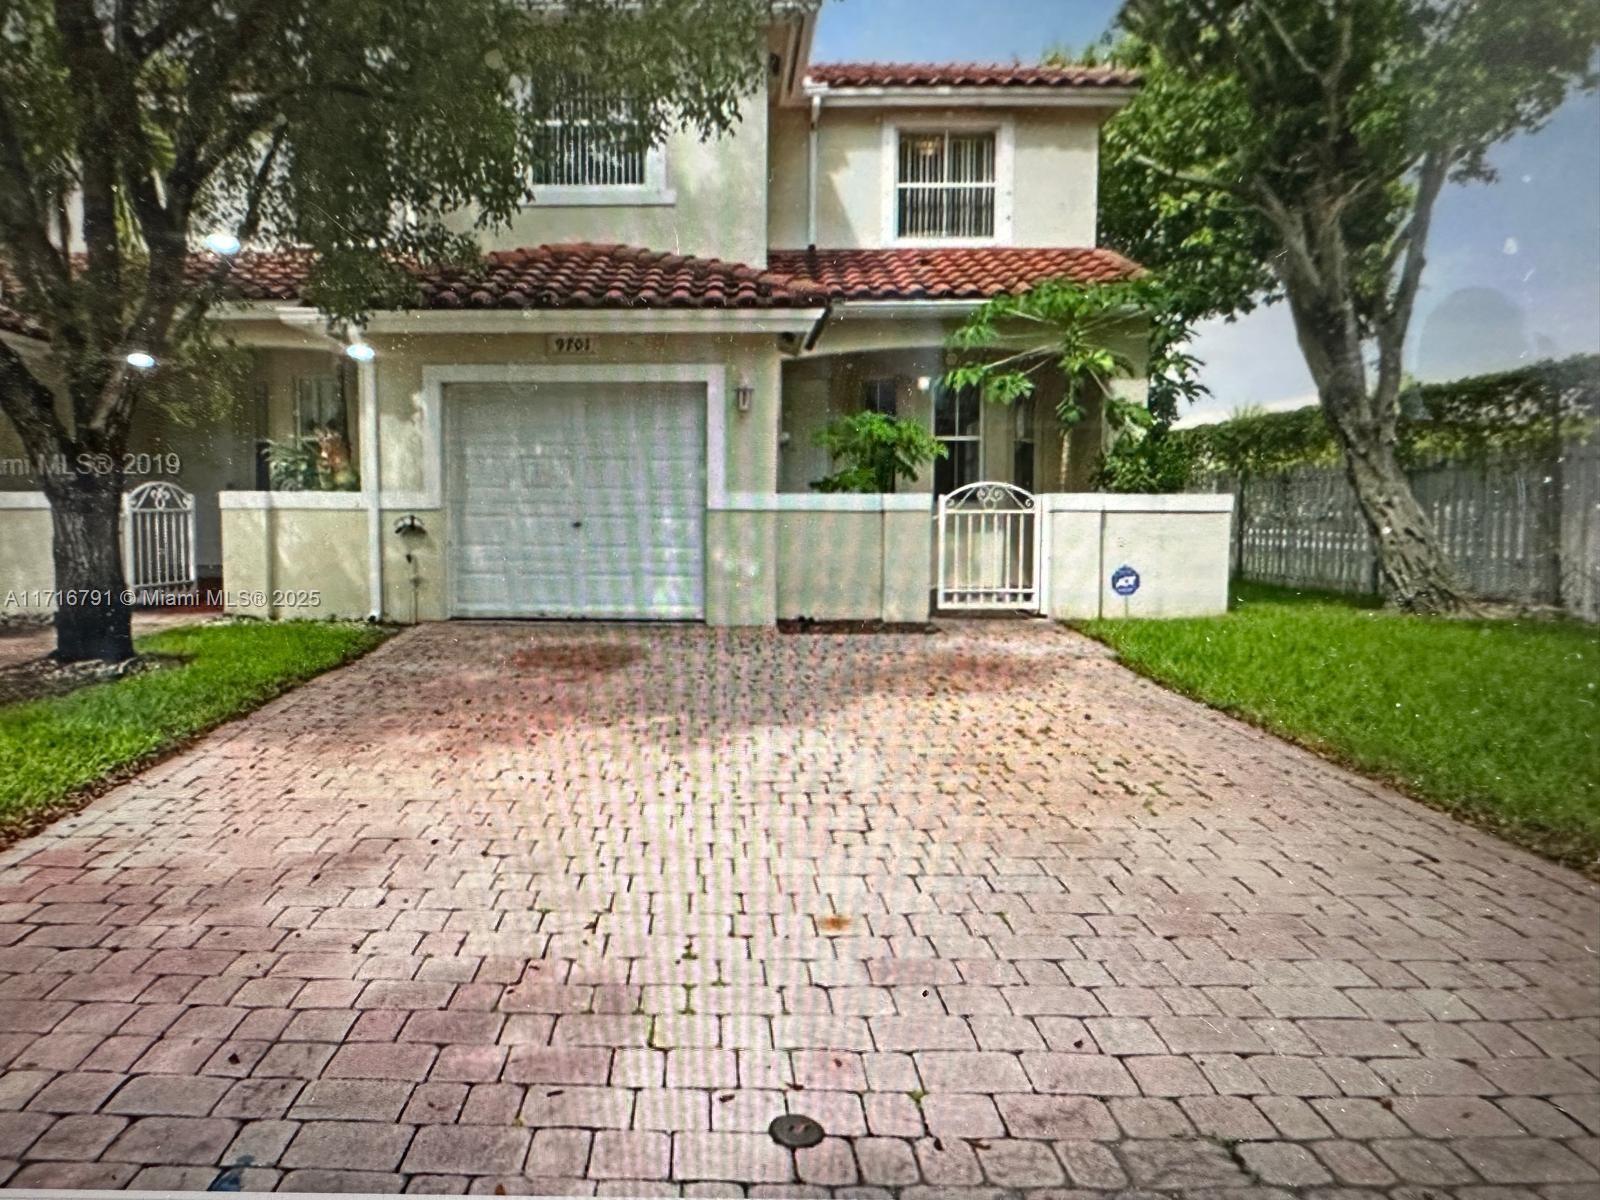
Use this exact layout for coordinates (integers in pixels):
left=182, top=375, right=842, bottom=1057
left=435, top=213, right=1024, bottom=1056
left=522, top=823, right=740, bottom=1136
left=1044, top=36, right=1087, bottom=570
left=1178, top=355, right=1600, bottom=618
left=1173, top=354, right=1600, bottom=477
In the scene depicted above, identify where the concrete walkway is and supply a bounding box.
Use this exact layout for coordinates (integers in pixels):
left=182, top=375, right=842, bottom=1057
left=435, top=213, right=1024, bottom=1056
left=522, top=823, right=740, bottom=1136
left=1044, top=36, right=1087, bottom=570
left=0, top=621, right=1595, bottom=1196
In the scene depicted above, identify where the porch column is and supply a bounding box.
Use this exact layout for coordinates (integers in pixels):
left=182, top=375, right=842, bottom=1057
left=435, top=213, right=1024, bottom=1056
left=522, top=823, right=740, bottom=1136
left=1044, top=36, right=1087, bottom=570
left=357, top=338, right=382, bottom=620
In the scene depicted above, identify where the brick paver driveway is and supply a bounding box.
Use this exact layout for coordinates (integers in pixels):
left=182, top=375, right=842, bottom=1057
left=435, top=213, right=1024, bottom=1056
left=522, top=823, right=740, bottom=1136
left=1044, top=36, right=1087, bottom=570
left=2, top=621, right=1596, bottom=1196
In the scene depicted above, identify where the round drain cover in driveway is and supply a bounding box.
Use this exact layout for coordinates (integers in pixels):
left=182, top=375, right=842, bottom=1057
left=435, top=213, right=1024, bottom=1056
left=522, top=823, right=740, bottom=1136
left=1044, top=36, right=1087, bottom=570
left=769, top=1114, right=825, bottom=1148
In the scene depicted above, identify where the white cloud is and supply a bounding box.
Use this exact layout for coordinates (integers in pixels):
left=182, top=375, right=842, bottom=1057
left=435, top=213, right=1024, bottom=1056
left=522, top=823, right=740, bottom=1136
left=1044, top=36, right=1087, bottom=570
left=1178, top=305, right=1318, bottom=423
left=1173, top=392, right=1320, bottom=428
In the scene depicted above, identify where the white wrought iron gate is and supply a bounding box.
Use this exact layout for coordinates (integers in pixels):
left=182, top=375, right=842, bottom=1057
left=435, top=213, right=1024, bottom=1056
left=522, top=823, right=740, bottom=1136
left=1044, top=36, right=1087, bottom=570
left=936, top=481, right=1042, bottom=612
left=122, top=482, right=197, bottom=600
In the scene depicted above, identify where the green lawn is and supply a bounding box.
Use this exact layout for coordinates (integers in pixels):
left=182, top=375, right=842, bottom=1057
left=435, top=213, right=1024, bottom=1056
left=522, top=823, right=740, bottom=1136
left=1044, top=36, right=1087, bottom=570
left=1079, top=583, right=1600, bottom=871
left=0, top=620, right=391, bottom=841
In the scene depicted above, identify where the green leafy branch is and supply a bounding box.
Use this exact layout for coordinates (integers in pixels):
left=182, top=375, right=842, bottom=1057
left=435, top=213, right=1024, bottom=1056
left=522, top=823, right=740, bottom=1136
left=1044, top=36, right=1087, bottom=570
left=810, top=411, right=946, bottom=495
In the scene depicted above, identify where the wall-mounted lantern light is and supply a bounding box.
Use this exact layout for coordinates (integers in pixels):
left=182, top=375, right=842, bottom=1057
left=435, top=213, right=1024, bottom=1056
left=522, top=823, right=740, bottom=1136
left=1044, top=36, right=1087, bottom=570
left=735, top=380, right=755, bottom=413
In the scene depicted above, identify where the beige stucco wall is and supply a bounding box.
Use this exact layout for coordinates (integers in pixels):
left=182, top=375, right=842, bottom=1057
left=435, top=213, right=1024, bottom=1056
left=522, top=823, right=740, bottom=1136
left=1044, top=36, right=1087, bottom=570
left=0, top=505, right=55, bottom=614
left=458, top=94, right=769, bottom=267
left=1044, top=496, right=1234, bottom=620
left=220, top=505, right=368, bottom=620
left=381, top=509, right=446, bottom=625
left=359, top=329, right=786, bottom=626
left=882, top=506, right=935, bottom=623
left=366, top=331, right=782, bottom=501
left=769, top=104, right=1108, bottom=250
left=707, top=509, right=776, bottom=626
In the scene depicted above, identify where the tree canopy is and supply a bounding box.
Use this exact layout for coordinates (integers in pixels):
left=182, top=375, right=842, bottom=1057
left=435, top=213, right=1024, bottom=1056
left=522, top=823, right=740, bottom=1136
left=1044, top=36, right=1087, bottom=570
left=0, top=0, right=778, bottom=660
left=1087, top=0, right=1598, bottom=611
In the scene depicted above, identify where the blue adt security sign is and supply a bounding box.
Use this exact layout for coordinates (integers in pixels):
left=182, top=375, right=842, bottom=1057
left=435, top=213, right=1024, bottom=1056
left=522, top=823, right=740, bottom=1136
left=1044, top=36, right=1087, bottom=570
left=1111, top=565, right=1141, bottom=597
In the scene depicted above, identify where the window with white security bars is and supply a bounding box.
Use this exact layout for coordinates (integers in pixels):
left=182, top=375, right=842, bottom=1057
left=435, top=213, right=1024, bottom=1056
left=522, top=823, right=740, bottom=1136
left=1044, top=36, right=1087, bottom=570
left=527, top=90, right=665, bottom=198
left=896, top=130, right=998, bottom=240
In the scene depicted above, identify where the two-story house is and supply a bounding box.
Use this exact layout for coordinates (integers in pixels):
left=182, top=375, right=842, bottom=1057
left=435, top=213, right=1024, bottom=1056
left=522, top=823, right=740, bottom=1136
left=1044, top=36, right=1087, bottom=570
left=3, top=4, right=1186, bottom=627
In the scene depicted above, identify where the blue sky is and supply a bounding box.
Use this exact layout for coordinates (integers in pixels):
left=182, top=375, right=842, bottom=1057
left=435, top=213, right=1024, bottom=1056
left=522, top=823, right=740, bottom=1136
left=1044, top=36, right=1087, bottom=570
left=814, top=0, right=1600, bottom=422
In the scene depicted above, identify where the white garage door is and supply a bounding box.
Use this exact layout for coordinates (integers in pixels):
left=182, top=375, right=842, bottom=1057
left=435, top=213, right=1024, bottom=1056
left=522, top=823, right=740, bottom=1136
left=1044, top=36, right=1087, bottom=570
left=447, top=381, right=706, bottom=619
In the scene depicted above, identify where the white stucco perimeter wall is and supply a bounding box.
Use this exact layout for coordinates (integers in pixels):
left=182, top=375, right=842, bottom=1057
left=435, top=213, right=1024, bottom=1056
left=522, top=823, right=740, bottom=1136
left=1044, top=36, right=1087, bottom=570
left=726, top=493, right=933, bottom=624
left=0, top=494, right=55, bottom=615
left=1043, top=493, right=1234, bottom=620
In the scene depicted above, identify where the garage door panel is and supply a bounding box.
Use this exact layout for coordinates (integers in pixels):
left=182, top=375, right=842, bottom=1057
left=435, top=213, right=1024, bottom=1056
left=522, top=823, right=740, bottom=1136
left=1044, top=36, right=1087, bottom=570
left=447, top=381, right=706, bottom=619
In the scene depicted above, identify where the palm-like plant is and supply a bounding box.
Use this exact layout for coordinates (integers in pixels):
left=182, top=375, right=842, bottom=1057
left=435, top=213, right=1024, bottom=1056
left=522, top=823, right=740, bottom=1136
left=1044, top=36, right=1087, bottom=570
left=946, top=279, right=1161, bottom=488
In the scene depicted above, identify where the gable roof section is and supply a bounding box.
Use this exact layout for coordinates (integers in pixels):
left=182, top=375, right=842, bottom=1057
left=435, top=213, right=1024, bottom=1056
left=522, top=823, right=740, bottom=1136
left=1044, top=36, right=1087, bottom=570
left=807, top=62, right=1140, bottom=90
left=767, top=247, right=1142, bottom=303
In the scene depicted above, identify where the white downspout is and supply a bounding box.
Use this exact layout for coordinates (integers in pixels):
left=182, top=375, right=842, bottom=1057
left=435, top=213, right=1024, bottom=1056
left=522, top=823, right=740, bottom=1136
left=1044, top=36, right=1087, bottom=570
left=355, top=332, right=382, bottom=620
left=807, top=93, right=823, bottom=249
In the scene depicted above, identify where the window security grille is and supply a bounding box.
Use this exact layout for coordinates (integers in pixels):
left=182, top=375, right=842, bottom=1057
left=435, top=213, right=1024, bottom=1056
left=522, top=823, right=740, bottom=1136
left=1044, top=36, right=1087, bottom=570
left=530, top=93, right=649, bottom=188
left=896, top=131, right=997, bottom=239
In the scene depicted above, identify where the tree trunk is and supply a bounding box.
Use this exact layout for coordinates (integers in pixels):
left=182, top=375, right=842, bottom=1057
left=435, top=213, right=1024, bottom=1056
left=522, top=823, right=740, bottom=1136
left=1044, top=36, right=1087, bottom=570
left=1279, top=278, right=1471, bottom=615
left=1331, top=422, right=1466, bottom=614
left=46, top=473, right=135, bottom=663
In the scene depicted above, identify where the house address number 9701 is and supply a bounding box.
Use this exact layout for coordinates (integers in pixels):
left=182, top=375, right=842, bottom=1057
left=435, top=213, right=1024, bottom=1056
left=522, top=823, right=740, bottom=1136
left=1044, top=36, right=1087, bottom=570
left=547, top=334, right=599, bottom=358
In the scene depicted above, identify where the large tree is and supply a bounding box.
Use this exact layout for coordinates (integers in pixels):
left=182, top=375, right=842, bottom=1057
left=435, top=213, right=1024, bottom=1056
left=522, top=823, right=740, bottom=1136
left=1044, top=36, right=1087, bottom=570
left=0, top=0, right=775, bottom=661
left=1103, top=0, right=1598, bottom=612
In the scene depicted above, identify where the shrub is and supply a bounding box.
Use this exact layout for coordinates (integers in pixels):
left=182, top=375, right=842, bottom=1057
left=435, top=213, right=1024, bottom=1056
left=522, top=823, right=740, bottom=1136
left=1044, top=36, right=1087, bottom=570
left=811, top=412, right=946, bottom=494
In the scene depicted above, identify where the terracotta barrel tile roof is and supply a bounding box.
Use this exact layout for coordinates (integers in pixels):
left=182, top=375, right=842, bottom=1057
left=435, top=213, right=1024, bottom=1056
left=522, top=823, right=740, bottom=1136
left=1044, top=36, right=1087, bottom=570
left=200, top=249, right=319, bottom=302
left=1, top=251, right=311, bottom=337
left=420, top=244, right=827, bottom=310
left=807, top=61, right=1141, bottom=89
left=1, top=245, right=829, bottom=335
left=767, top=247, right=1142, bottom=302
left=4, top=245, right=1140, bottom=334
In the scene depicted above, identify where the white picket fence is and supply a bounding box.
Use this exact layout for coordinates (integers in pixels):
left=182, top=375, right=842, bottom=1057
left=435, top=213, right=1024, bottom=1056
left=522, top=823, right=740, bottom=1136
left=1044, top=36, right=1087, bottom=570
left=1196, top=439, right=1599, bottom=620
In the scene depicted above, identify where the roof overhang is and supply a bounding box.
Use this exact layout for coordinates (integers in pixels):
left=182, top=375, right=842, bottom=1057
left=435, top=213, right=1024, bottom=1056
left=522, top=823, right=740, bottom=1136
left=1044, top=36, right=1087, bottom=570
left=361, top=308, right=827, bottom=336
left=802, top=84, right=1137, bottom=110
left=775, top=6, right=819, bottom=105
left=830, top=299, right=986, bottom=320
left=212, top=302, right=827, bottom=338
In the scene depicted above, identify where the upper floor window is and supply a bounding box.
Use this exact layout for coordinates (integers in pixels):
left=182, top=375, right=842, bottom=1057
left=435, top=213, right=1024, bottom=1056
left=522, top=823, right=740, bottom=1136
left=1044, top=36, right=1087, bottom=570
left=525, top=89, right=672, bottom=205
left=895, top=129, right=999, bottom=241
